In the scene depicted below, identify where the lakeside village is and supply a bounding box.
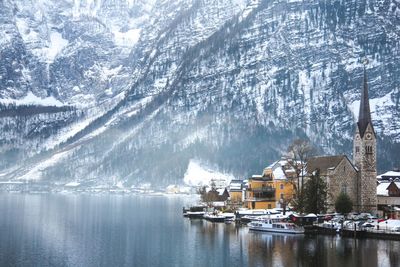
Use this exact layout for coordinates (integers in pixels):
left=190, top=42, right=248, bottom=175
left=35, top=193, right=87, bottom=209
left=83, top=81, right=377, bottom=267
left=183, top=69, right=400, bottom=239
left=1, top=70, right=399, bottom=239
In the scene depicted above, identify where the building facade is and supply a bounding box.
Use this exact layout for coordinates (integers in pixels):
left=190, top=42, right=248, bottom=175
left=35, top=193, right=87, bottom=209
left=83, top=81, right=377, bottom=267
left=244, top=159, right=296, bottom=209
left=377, top=181, right=400, bottom=218
left=307, top=155, right=358, bottom=211
left=228, top=179, right=244, bottom=205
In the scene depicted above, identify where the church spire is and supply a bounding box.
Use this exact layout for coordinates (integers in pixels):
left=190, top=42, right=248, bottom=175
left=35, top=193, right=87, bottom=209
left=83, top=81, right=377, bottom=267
left=357, top=65, right=373, bottom=137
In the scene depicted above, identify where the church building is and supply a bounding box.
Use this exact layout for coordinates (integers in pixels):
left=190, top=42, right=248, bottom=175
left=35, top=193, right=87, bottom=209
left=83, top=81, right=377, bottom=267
left=307, top=67, right=377, bottom=213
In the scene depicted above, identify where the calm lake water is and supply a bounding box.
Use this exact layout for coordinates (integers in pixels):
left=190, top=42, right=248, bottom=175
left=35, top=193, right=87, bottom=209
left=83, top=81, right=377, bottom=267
left=0, top=193, right=399, bottom=267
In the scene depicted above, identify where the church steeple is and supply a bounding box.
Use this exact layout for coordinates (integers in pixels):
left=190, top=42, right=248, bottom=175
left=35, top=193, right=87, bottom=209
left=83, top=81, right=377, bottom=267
left=357, top=66, right=374, bottom=138
left=352, top=62, right=377, bottom=213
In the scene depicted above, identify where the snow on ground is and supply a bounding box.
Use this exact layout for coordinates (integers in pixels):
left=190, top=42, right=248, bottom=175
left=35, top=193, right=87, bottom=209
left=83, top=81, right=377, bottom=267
left=15, top=17, right=39, bottom=44
left=0, top=91, right=63, bottom=107
left=41, top=115, right=100, bottom=150
left=378, top=219, right=400, bottom=229
left=183, top=159, right=235, bottom=187
left=18, top=149, right=74, bottom=180
left=31, top=31, right=69, bottom=63
left=179, top=127, right=208, bottom=149
left=72, top=0, right=101, bottom=18
left=113, top=28, right=141, bottom=47
left=46, top=31, right=69, bottom=62
left=239, top=0, right=260, bottom=22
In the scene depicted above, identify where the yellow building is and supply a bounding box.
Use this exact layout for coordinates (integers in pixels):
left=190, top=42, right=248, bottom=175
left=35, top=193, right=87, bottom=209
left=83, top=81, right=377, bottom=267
left=244, top=159, right=297, bottom=209
left=244, top=175, right=275, bottom=209
left=228, top=179, right=243, bottom=204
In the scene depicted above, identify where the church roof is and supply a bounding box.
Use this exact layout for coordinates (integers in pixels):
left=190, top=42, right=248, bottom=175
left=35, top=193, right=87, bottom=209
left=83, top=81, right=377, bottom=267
left=307, top=155, right=352, bottom=175
left=357, top=67, right=374, bottom=137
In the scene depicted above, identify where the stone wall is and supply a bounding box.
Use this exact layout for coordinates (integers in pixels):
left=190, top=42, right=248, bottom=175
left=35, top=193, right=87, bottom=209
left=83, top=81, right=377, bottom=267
left=326, top=158, right=358, bottom=211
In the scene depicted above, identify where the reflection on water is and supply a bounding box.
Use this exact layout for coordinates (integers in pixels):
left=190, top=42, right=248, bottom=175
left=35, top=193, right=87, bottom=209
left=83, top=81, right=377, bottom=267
left=0, top=193, right=399, bottom=267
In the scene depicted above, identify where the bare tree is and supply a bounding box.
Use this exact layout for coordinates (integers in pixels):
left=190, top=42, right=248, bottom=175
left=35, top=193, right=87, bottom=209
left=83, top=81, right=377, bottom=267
left=286, top=139, right=315, bottom=214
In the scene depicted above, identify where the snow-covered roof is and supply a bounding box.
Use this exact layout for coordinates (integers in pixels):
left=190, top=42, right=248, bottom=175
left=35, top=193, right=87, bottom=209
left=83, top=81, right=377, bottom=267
left=251, top=175, right=263, bottom=178
left=273, top=167, right=287, bottom=180
left=278, top=159, right=289, bottom=166
left=229, top=180, right=242, bottom=191
left=217, top=188, right=226, bottom=196
left=377, top=182, right=390, bottom=196
left=265, top=161, right=276, bottom=169
left=212, top=201, right=226, bottom=207
left=229, top=179, right=243, bottom=185
left=380, top=171, right=400, bottom=178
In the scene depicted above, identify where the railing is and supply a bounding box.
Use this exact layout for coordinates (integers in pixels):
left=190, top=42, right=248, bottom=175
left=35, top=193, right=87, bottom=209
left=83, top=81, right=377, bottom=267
left=250, top=187, right=275, bottom=193
left=245, top=197, right=276, bottom=202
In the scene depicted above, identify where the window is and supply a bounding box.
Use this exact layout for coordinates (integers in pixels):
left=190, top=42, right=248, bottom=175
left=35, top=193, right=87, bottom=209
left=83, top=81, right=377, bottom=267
left=366, top=146, right=373, bottom=154
left=280, top=184, right=284, bottom=190
left=268, top=204, right=272, bottom=209
left=280, top=193, right=284, bottom=199
left=356, top=146, right=360, bottom=153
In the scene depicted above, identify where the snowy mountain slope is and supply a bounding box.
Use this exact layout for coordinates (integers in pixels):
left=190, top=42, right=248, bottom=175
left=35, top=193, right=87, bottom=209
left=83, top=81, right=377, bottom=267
left=1, top=0, right=400, bottom=186
left=0, top=0, right=157, bottom=171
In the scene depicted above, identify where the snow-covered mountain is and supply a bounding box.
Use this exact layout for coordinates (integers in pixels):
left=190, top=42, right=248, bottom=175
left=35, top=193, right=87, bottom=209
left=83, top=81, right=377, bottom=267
left=0, top=0, right=399, bottom=187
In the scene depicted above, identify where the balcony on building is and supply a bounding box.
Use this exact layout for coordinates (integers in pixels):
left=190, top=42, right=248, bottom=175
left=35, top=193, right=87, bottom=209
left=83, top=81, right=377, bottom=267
left=247, top=186, right=276, bottom=200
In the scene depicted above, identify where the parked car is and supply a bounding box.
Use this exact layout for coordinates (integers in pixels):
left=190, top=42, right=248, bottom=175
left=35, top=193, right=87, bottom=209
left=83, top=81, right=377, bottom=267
left=362, top=222, right=375, bottom=228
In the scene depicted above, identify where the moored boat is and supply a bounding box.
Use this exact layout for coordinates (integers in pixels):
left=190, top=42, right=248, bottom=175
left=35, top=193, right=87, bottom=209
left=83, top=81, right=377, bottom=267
left=183, top=205, right=207, bottom=218
left=249, top=219, right=305, bottom=234
left=222, top=212, right=235, bottom=222
left=235, top=209, right=282, bottom=224
left=203, top=212, right=226, bottom=222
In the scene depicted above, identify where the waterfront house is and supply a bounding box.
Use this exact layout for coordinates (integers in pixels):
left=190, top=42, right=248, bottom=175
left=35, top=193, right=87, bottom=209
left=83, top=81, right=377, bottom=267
left=262, top=159, right=296, bottom=209
left=244, top=174, right=275, bottom=209
left=244, top=159, right=296, bottom=209
left=377, top=180, right=400, bottom=218
left=228, top=179, right=243, bottom=205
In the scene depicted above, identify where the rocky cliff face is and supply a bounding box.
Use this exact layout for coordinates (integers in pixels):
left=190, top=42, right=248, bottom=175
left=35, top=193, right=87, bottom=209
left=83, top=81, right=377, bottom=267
left=1, top=0, right=399, bottom=187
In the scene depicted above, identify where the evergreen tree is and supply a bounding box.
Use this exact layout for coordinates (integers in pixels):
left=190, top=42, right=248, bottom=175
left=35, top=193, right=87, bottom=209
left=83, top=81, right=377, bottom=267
left=304, top=169, right=328, bottom=214
left=335, top=192, right=353, bottom=215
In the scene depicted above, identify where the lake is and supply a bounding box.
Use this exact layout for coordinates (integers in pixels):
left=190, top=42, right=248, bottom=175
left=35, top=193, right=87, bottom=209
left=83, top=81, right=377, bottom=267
left=0, top=193, right=399, bottom=267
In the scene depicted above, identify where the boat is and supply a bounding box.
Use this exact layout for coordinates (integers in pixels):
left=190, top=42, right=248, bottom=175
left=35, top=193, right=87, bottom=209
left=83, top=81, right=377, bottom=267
left=183, top=205, right=207, bottom=219
left=235, top=209, right=282, bottom=223
left=203, top=212, right=226, bottom=222
left=222, top=212, right=235, bottom=222
left=249, top=219, right=305, bottom=234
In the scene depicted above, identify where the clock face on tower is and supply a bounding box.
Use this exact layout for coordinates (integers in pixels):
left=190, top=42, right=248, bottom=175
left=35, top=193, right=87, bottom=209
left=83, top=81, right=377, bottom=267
left=366, top=133, right=372, bottom=140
